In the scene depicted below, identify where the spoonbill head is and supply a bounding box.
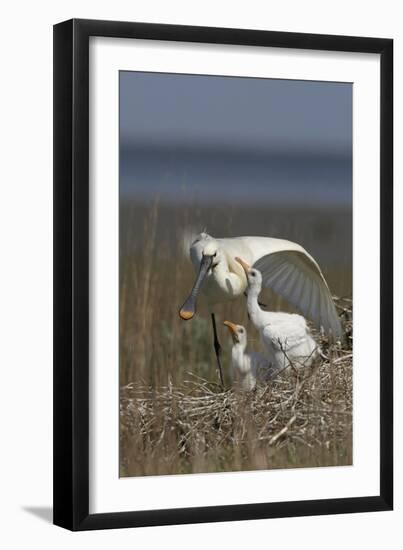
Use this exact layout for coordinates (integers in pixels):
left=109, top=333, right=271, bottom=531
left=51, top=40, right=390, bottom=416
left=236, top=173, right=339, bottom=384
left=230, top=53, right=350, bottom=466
left=223, top=320, right=248, bottom=348
left=235, top=257, right=263, bottom=292
left=179, top=235, right=247, bottom=321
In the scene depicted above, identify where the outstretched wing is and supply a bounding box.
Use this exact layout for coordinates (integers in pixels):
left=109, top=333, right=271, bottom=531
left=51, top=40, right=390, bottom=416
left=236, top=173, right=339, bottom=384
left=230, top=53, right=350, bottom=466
left=254, top=250, right=342, bottom=340
left=185, top=233, right=342, bottom=339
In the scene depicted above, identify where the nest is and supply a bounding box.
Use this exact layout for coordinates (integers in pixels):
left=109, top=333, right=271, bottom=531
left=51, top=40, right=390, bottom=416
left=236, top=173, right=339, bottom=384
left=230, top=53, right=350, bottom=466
left=120, top=335, right=352, bottom=477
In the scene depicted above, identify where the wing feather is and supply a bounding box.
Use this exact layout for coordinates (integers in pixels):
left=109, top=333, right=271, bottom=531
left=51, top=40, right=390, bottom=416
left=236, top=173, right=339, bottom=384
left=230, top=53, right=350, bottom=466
left=294, top=270, right=306, bottom=306
left=264, top=260, right=290, bottom=285
left=289, top=270, right=304, bottom=305
left=309, top=277, right=319, bottom=321
left=254, top=250, right=342, bottom=339
left=278, top=265, right=298, bottom=296
left=285, top=269, right=300, bottom=304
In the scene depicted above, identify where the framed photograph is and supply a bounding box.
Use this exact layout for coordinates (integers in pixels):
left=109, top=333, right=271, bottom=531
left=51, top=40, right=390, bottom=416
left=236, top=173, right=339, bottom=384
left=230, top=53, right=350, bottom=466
left=53, top=19, right=393, bottom=530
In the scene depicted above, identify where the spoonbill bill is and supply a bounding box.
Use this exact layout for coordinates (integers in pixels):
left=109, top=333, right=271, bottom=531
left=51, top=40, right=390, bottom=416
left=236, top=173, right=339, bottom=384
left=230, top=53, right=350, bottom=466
left=223, top=320, right=281, bottom=391
left=179, top=232, right=341, bottom=385
left=236, top=257, right=320, bottom=373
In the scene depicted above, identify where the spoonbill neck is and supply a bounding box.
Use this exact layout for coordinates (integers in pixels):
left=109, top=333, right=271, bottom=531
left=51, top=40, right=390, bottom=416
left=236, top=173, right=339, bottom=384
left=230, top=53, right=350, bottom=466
left=232, top=340, right=247, bottom=354
left=246, top=286, right=273, bottom=327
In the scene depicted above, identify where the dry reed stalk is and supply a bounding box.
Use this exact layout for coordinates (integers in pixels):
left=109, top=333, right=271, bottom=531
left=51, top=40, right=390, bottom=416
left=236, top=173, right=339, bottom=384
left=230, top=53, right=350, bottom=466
left=120, top=337, right=353, bottom=477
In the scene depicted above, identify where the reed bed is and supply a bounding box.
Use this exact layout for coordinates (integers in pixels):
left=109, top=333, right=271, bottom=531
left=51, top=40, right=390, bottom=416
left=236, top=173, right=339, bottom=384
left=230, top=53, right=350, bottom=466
left=119, top=200, right=353, bottom=476
left=120, top=325, right=352, bottom=477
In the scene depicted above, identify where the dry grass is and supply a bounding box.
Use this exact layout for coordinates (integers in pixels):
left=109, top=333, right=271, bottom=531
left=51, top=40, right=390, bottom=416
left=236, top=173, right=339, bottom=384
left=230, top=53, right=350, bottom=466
left=120, top=307, right=353, bottom=477
left=119, top=200, right=353, bottom=477
left=120, top=346, right=352, bottom=476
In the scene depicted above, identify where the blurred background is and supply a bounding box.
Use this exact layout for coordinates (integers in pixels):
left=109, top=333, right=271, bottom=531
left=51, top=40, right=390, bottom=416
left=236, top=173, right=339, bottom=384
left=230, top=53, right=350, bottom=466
left=119, top=71, right=352, bottom=387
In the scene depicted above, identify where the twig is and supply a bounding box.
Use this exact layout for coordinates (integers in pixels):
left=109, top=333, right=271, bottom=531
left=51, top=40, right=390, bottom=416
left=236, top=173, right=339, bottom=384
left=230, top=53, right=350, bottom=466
left=268, top=415, right=297, bottom=445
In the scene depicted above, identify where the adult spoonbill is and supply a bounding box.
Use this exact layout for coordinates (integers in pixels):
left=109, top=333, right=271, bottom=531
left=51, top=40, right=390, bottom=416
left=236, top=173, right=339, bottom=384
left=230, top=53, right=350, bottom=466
left=179, top=232, right=341, bottom=384
left=236, top=257, right=320, bottom=373
left=223, top=320, right=281, bottom=391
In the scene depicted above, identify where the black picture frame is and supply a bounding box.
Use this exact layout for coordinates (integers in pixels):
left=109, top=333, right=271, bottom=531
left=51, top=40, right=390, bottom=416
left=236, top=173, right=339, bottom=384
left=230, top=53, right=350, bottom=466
left=53, top=18, right=393, bottom=531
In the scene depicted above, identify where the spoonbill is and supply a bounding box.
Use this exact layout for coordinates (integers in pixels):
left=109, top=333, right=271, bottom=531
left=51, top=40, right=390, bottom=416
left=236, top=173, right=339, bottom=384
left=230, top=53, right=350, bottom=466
left=179, top=232, right=341, bottom=385
left=223, top=320, right=281, bottom=390
left=236, top=257, right=320, bottom=372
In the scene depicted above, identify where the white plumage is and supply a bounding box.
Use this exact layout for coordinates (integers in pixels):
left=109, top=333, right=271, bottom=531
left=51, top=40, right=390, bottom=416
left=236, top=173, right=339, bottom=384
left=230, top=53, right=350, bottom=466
left=180, top=232, right=341, bottom=339
left=223, top=321, right=280, bottom=391
left=236, top=257, right=320, bottom=373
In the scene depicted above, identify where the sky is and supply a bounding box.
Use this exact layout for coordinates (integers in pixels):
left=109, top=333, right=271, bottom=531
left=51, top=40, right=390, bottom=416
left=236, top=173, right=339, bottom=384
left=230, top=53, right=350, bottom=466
left=120, top=71, right=352, bottom=206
